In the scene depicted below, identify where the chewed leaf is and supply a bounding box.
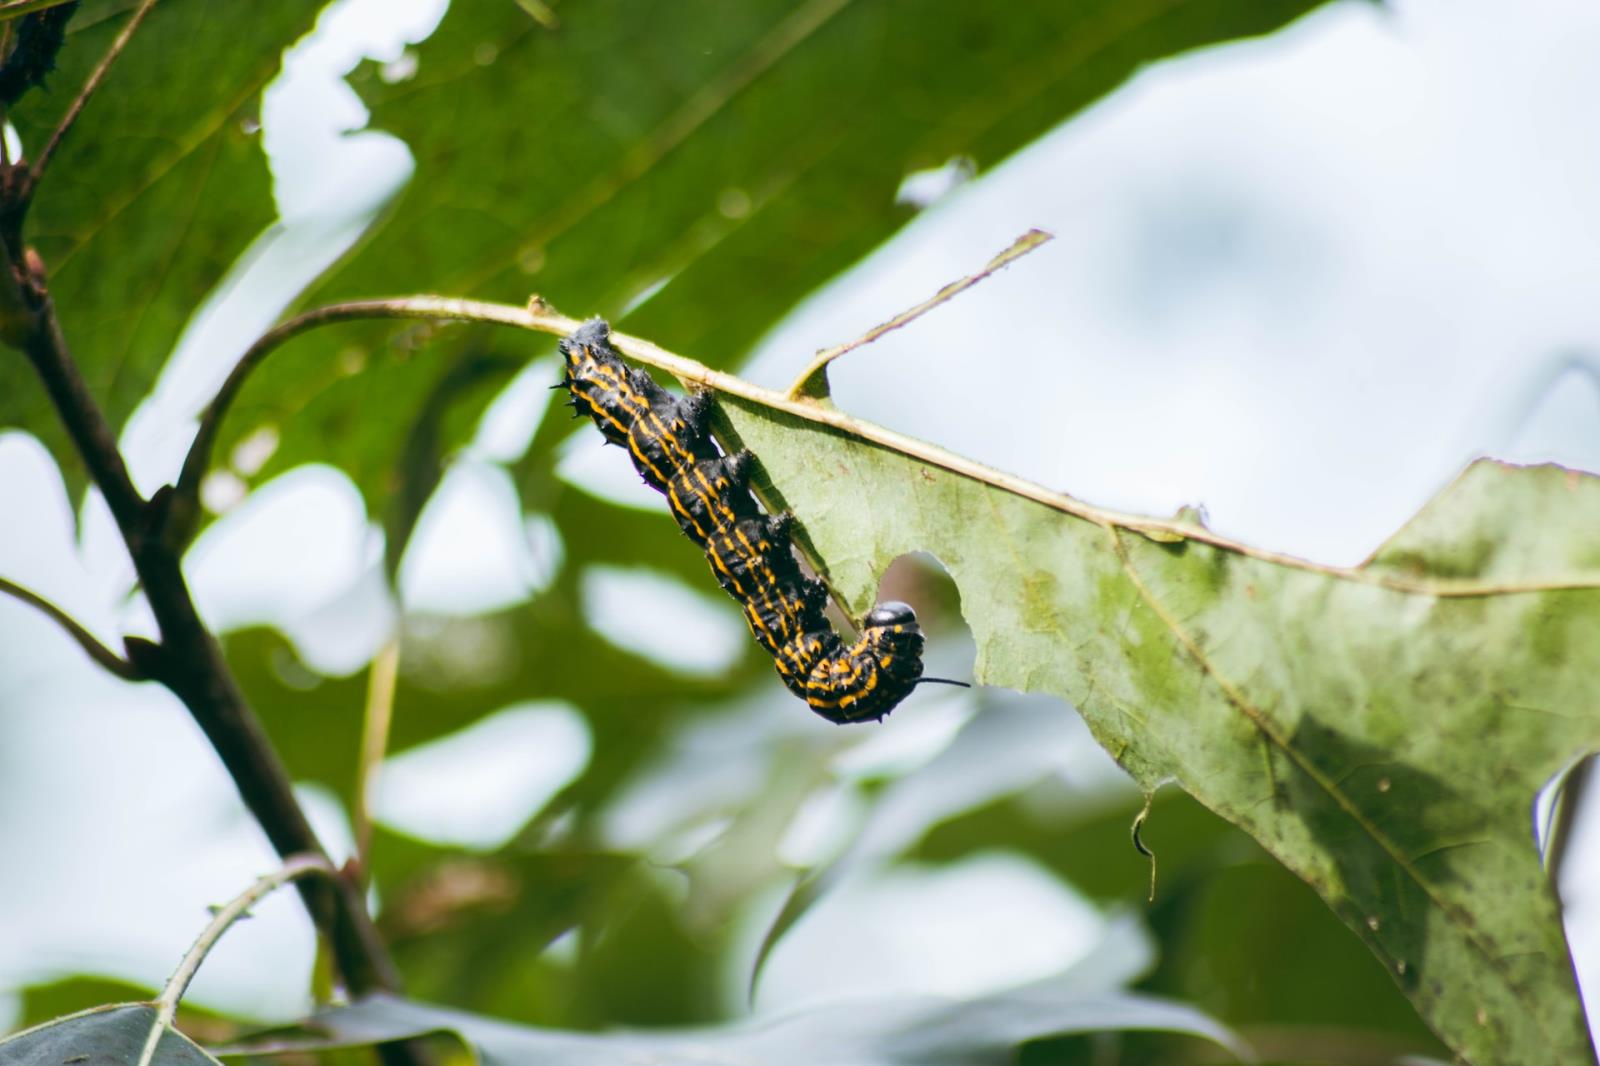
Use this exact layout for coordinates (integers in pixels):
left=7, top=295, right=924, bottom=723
left=723, top=391, right=1600, bottom=1066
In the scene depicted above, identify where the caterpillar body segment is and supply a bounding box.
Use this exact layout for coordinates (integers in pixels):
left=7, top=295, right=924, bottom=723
left=666, top=452, right=758, bottom=546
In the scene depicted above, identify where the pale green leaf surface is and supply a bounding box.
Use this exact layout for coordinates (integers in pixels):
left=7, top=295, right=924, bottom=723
left=0, top=1004, right=219, bottom=1066
left=0, top=0, right=323, bottom=499
left=724, top=391, right=1600, bottom=1066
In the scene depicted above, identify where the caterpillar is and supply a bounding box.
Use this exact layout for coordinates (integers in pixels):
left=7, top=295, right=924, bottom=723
left=559, top=318, right=957, bottom=724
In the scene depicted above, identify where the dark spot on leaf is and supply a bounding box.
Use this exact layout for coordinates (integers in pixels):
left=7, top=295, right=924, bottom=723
left=1285, top=716, right=1472, bottom=996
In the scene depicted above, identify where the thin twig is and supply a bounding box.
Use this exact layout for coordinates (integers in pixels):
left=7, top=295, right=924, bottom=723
left=137, top=854, right=337, bottom=1066
left=0, top=574, right=141, bottom=679
left=1132, top=791, right=1157, bottom=903
left=174, top=298, right=526, bottom=519
left=0, top=0, right=79, bottom=20
left=176, top=294, right=1600, bottom=601
left=786, top=228, right=1053, bottom=398
left=27, top=0, right=158, bottom=186
left=352, top=636, right=400, bottom=888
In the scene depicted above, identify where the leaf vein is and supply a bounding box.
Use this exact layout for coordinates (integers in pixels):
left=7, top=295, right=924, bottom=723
left=1105, top=525, right=1557, bottom=1045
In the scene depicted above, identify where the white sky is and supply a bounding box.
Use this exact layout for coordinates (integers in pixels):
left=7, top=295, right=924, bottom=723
left=2, top=0, right=1599, bottom=1040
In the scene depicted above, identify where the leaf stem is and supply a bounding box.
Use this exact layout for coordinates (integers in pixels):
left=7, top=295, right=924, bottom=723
left=137, top=854, right=338, bottom=1066
left=174, top=297, right=540, bottom=529
left=785, top=228, right=1053, bottom=398
left=352, top=636, right=400, bottom=888
left=177, top=294, right=1600, bottom=601
left=27, top=0, right=157, bottom=188
left=0, top=574, right=141, bottom=679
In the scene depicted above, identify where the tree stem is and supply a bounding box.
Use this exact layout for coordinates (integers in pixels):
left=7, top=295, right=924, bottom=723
left=14, top=289, right=403, bottom=999
left=176, top=294, right=1600, bottom=601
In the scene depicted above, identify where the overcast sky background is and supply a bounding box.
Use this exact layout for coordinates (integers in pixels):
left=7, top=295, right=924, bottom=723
left=3, top=0, right=1600, bottom=1037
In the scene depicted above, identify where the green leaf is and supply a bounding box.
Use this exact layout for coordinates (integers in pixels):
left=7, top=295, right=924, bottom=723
left=220, top=980, right=1249, bottom=1065
left=0, top=1003, right=221, bottom=1066
left=12, top=976, right=156, bottom=1030
left=0, top=0, right=323, bottom=500
left=217, top=0, right=1333, bottom=518
left=723, top=389, right=1600, bottom=1066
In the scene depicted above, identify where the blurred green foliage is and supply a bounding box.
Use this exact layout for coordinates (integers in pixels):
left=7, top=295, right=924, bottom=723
left=1, top=0, right=324, bottom=504
left=215, top=0, right=1333, bottom=533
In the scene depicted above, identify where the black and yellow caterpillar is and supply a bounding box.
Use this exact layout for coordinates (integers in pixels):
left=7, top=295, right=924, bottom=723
left=559, top=318, right=930, bottom=724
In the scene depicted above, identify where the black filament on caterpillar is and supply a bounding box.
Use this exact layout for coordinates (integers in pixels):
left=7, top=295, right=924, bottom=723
left=558, top=318, right=964, bottom=724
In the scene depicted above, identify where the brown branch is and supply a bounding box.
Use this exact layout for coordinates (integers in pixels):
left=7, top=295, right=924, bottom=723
left=177, top=294, right=1600, bottom=601
left=174, top=297, right=540, bottom=535
left=19, top=285, right=144, bottom=521
left=27, top=0, right=157, bottom=188
left=13, top=285, right=403, bottom=1000
left=0, top=574, right=142, bottom=678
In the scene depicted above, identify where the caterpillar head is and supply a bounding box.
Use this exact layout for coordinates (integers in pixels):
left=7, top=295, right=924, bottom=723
left=566, top=317, right=613, bottom=351
left=862, top=601, right=925, bottom=676
left=799, top=601, right=927, bottom=724
left=863, top=601, right=917, bottom=630
left=558, top=319, right=611, bottom=383
left=558, top=318, right=636, bottom=446
left=863, top=603, right=971, bottom=704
